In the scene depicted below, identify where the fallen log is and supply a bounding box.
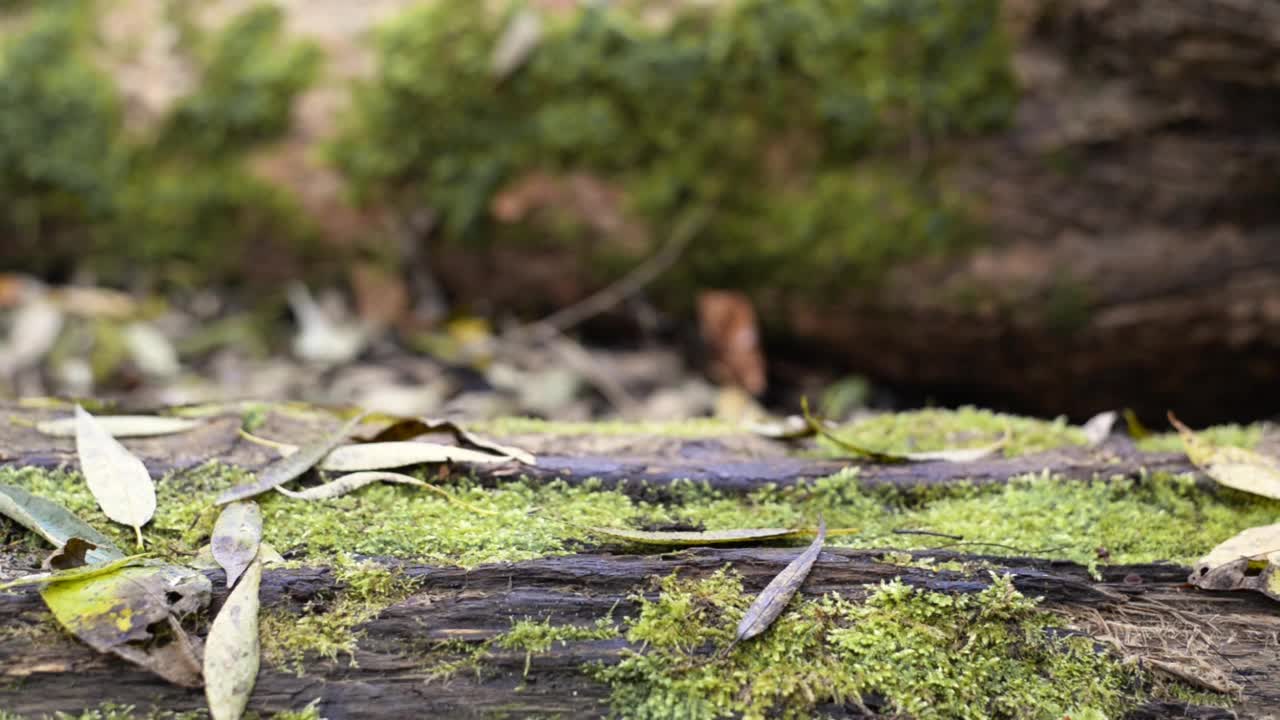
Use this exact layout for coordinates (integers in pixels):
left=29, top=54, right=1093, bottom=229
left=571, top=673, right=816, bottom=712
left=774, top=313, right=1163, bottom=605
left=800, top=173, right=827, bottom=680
left=0, top=548, right=1268, bottom=718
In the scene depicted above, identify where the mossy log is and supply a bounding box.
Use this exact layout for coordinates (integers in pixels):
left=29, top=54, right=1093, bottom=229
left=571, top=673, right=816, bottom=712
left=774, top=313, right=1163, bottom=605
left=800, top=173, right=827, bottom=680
left=0, top=549, right=1263, bottom=718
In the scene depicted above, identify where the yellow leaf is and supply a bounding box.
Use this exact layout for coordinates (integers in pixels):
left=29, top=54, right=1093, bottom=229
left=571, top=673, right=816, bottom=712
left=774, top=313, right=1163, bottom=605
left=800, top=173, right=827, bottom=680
left=1170, top=412, right=1280, bottom=500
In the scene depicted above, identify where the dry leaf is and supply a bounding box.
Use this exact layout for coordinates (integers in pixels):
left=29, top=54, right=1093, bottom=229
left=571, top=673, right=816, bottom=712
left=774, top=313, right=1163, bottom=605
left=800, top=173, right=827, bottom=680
left=204, top=559, right=261, bottom=720
left=1080, top=410, right=1117, bottom=446
left=274, top=471, right=430, bottom=500
left=43, top=538, right=98, bottom=571
left=1189, top=525, right=1280, bottom=603
left=37, top=414, right=203, bottom=438
left=590, top=527, right=801, bottom=546
left=40, top=562, right=210, bottom=687
left=0, top=483, right=124, bottom=564
left=364, top=416, right=537, bottom=465
left=321, top=441, right=510, bottom=471
left=735, top=517, right=826, bottom=643
left=211, top=502, right=262, bottom=588
left=75, top=406, right=156, bottom=547
left=124, top=322, right=180, bottom=377
left=698, top=290, right=766, bottom=395
left=0, top=293, right=63, bottom=375
left=288, top=283, right=366, bottom=365
left=217, top=412, right=367, bottom=504
left=1171, top=412, right=1280, bottom=500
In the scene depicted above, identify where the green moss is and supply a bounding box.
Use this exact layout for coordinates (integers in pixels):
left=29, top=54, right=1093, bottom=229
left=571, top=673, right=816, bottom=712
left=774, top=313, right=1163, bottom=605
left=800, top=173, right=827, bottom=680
left=260, top=555, right=414, bottom=673
left=816, top=407, right=1086, bottom=458
left=595, top=570, right=1137, bottom=719
left=1137, top=423, right=1266, bottom=453
left=498, top=616, right=620, bottom=676
left=3, top=456, right=1277, bottom=572
left=333, top=0, right=1016, bottom=301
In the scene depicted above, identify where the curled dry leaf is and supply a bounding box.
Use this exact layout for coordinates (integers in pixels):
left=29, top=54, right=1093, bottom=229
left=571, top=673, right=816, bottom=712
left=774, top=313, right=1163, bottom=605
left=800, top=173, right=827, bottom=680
left=1171, top=412, right=1280, bottom=500
left=1080, top=410, right=1117, bottom=447
left=0, top=483, right=124, bottom=564
left=43, top=537, right=98, bottom=571
left=276, top=472, right=500, bottom=516
left=204, top=559, right=262, bottom=720
left=75, top=405, right=156, bottom=547
left=274, top=470, right=429, bottom=500
left=735, top=517, right=826, bottom=643
left=1190, top=523, right=1280, bottom=602
left=212, top=502, right=262, bottom=588
left=360, top=416, right=537, bottom=465
left=590, top=527, right=800, bottom=546
left=36, top=414, right=203, bottom=438
left=39, top=562, right=211, bottom=687
left=217, top=412, right=367, bottom=504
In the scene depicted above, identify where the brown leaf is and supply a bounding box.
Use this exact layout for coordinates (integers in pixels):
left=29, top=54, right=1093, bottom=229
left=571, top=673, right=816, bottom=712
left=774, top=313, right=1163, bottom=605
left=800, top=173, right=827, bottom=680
left=735, top=517, right=826, bottom=643
left=698, top=290, right=767, bottom=395
left=42, top=537, right=98, bottom=571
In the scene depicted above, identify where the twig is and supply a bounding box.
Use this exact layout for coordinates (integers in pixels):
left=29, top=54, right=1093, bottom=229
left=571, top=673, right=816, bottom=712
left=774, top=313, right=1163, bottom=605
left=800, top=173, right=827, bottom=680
left=893, top=529, right=965, bottom=541
left=509, top=207, right=710, bottom=344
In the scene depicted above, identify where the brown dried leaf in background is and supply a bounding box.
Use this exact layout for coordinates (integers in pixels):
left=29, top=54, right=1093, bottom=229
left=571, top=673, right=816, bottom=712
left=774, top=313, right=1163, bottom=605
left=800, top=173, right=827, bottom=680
left=204, top=559, right=261, bottom=720
left=211, top=502, right=262, bottom=588
left=698, top=290, right=766, bottom=395
left=350, top=261, right=409, bottom=330
left=734, top=517, right=826, bottom=644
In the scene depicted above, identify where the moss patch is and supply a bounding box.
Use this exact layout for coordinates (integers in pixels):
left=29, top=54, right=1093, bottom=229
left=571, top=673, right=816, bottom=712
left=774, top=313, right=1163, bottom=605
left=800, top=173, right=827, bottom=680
left=332, top=0, right=1015, bottom=303
left=0, top=2, right=318, bottom=288
left=497, top=616, right=620, bottom=676
left=1136, top=423, right=1266, bottom=454
left=260, top=555, right=414, bottom=673
left=815, top=406, right=1086, bottom=458
left=594, top=570, right=1137, bottom=719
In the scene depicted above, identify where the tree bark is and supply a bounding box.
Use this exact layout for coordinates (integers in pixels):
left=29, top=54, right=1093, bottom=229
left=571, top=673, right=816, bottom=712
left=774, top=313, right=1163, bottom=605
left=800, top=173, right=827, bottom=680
left=0, top=549, right=1266, bottom=718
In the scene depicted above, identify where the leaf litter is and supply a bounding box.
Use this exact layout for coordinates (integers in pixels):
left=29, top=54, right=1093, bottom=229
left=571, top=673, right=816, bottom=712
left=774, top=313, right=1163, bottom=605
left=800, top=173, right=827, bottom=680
left=205, top=559, right=262, bottom=720
left=217, top=411, right=368, bottom=504
left=212, top=501, right=262, bottom=587
left=734, top=516, right=826, bottom=645
left=0, top=482, right=124, bottom=564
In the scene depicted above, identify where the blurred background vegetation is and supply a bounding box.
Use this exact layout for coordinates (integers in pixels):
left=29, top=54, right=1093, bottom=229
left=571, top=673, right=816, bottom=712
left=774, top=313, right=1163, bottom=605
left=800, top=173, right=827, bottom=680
left=1, top=0, right=1277, bottom=424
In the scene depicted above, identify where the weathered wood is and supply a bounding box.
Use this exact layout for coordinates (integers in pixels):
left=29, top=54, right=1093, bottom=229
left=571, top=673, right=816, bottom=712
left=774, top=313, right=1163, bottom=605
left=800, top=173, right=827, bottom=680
left=0, top=549, right=1271, bottom=718
left=0, top=405, right=1199, bottom=497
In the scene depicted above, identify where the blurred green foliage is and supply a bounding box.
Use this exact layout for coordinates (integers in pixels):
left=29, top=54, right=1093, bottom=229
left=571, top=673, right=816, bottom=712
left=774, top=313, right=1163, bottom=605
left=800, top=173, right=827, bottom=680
left=0, top=1, right=318, bottom=287
left=332, top=0, right=1016, bottom=298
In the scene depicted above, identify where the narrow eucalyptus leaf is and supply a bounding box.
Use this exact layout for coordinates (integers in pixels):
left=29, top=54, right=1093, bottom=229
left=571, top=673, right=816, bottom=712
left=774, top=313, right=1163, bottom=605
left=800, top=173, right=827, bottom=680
left=0, top=483, right=124, bottom=563
left=37, top=415, right=202, bottom=438
left=735, top=517, right=826, bottom=643
left=74, top=406, right=156, bottom=547
left=205, top=560, right=262, bottom=720
left=211, top=502, right=262, bottom=588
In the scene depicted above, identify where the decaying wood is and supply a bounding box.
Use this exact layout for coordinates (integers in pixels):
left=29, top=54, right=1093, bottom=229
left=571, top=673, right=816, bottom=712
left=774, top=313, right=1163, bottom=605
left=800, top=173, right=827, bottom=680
left=0, top=406, right=1199, bottom=498
left=0, top=548, right=1268, bottom=718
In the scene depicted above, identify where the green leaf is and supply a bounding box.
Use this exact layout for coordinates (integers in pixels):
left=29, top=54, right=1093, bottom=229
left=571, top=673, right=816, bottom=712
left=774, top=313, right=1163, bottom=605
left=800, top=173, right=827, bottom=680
left=0, top=483, right=124, bottom=564
left=735, top=516, right=826, bottom=643
left=75, top=405, right=156, bottom=547
left=205, top=559, right=262, bottom=720
left=217, top=412, right=367, bottom=504
left=211, top=501, right=262, bottom=588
